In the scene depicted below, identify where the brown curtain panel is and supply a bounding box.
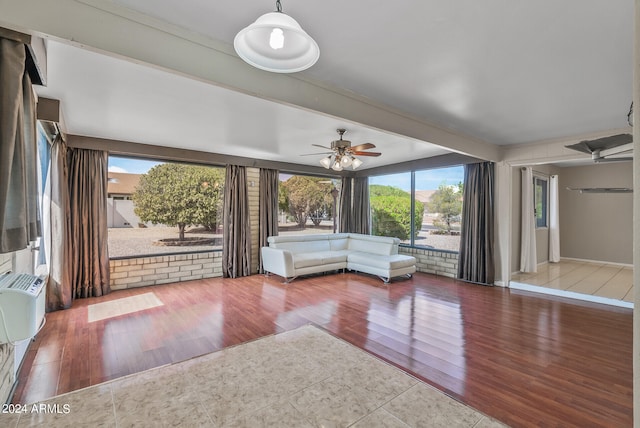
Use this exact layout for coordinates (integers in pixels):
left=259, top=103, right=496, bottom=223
left=258, top=168, right=279, bottom=273
left=458, top=162, right=495, bottom=285
left=67, top=148, right=110, bottom=298
left=46, top=136, right=73, bottom=310
left=0, top=37, right=41, bottom=253
left=351, top=176, right=370, bottom=234
left=339, top=177, right=353, bottom=233
left=222, top=165, right=251, bottom=278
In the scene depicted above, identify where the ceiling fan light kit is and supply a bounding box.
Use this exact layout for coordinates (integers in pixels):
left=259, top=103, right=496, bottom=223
left=351, top=157, right=364, bottom=169
left=311, top=128, right=380, bottom=171
left=319, top=156, right=332, bottom=169
left=234, top=0, right=320, bottom=73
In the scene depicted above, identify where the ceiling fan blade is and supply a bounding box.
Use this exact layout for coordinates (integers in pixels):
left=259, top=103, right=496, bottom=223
left=565, top=133, right=632, bottom=154
left=300, top=152, right=333, bottom=156
left=312, top=144, right=332, bottom=150
left=351, top=143, right=376, bottom=151
left=353, top=151, right=381, bottom=157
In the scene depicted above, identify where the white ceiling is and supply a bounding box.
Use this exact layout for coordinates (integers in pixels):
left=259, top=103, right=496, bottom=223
left=36, top=41, right=449, bottom=169
left=33, top=0, right=634, bottom=169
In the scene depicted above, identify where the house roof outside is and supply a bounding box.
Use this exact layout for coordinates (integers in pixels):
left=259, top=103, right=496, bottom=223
left=107, top=172, right=141, bottom=196
left=414, top=190, right=436, bottom=205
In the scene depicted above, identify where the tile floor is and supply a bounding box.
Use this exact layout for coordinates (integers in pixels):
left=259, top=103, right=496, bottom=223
left=3, top=325, right=506, bottom=427
left=511, top=259, right=633, bottom=305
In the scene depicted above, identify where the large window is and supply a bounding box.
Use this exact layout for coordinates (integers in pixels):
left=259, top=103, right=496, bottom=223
left=278, top=173, right=340, bottom=236
left=370, top=166, right=463, bottom=252
left=369, top=173, right=412, bottom=244
left=534, top=176, right=548, bottom=228
left=107, top=156, right=225, bottom=258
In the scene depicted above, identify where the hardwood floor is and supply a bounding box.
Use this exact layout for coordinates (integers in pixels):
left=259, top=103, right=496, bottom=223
left=13, top=272, right=632, bottom=427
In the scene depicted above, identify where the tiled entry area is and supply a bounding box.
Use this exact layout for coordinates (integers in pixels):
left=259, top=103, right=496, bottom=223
left=4, top=325, right=505, bottom=427
left=511, top=259, right=633, bottom=307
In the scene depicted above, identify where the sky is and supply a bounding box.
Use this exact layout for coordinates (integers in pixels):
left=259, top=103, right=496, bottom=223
left=108, top=156, right=163, bottom=174
left=109, top=156, right=463, bottom=191
left=369, top=166, right=464, bottom=191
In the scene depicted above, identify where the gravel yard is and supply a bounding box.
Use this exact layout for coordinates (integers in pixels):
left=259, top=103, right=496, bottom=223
left=108, top=222, right=459, bottom=259
left=108, top=226, right=222, bottom=258
left=412, top=232, right=459, bottom=252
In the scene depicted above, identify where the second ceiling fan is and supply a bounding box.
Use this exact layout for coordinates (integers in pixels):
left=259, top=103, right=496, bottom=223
left=304, top=128, right=381, bottom=171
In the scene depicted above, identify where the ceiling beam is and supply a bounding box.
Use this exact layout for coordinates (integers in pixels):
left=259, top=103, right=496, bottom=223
left=354, top=153, right=480, bottom=178
left=67, top=134, right=344, bottom=178
left=0, top=0, right=500, bottom=162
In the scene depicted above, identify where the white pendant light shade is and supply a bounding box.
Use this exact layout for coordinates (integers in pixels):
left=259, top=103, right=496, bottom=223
left=319, top=156, right=332, bottom=169
left=351, top=157, right=363, bottom=169
left=234, top=11, right=320, bottom=73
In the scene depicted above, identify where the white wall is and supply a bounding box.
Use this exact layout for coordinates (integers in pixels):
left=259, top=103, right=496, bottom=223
left=558, top=162, right=632, bottom=264
left=107, top=198, right=143, bottom=228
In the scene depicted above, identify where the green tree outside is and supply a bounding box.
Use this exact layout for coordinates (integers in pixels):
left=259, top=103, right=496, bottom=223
left=132, top=164, right=224, bottom=240
left=427, top=182, right=463, bottom=234
left=281, top=176, right=333, bottom=228
left=370, top=185, right=423, bottom=240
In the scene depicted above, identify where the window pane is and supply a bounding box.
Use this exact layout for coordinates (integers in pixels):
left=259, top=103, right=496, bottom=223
left=415, top=166, right=463, bottom=251
left=534, top=177, right=548, bottom=228
left=369, top=172, right=412, bottom=244
left=107, top=156, right=224, bottom=258
left=278, top=173, right=339, bottom=236
left=35, top=123, right=51, bottom=268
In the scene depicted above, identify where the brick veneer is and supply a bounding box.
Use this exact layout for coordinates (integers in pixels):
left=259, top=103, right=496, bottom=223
left=399, top=246, right=459, bottom=278
left=109, top=251, right=223, bottom=290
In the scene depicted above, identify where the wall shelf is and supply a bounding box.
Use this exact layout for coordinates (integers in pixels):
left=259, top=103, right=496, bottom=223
left=566, top=187, right=632, bottom=194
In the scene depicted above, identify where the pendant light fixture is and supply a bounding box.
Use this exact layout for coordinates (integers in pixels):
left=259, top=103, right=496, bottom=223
left=234, top=0, right=320, bottom=73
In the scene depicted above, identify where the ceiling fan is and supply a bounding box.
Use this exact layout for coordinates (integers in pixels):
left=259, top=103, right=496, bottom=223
left=565, top=133, right=633, bottom=163
left=302, top=128, right=381, bottom=171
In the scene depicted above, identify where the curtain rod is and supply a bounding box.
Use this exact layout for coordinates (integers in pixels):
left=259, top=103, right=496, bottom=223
left=520, top=167, right=552, bottom=176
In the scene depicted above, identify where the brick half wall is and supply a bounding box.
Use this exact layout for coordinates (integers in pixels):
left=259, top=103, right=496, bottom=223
left=399, top=247, right=459, bottom=278
left=110, top=252, right=223, bottom=290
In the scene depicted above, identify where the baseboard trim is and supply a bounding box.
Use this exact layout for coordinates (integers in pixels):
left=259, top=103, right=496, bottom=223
left=509, top=281, right=633, bottom=309
left=560, top=257, right=633, bottom=268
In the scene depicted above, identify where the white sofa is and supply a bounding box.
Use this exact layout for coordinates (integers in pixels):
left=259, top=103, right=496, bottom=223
left=261, top=233, right=416, bottom=284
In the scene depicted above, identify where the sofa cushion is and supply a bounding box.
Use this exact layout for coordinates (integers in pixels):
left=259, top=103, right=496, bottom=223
left=268, top=234, right=329, bottom=243
left=322, top=250, right=350, bottom=264
left=271, top=239, right=330, bottom=254
left=293, top=251, right=350, bottom=268
left=293, top=253, right=324, bottom=269
left=347, top=237, right=394, bottom=255
left=347, top=252, right=416, bottom=270
left=329, top=238, right=349, bottom=251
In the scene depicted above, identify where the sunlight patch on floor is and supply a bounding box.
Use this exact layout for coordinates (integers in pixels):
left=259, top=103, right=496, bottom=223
left=88, top=292, right=164, bottom=322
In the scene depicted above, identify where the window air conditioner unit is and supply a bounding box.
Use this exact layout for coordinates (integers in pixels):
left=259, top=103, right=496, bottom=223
left=0, top=274, right=46, bottom=343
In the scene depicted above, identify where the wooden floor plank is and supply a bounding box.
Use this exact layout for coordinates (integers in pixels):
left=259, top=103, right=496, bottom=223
left=12, top=272, right=632, bottom=427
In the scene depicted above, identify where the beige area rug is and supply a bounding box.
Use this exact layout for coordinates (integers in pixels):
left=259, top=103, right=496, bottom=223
left=87, top=292, right=164, bottom=323
left=3, top=325, right=507, bottom=427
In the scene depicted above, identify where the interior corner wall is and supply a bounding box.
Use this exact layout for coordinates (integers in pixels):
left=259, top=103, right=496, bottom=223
left=247, top=167, right=260, bottom=274
left=559, top=162, right=632, bottom=264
